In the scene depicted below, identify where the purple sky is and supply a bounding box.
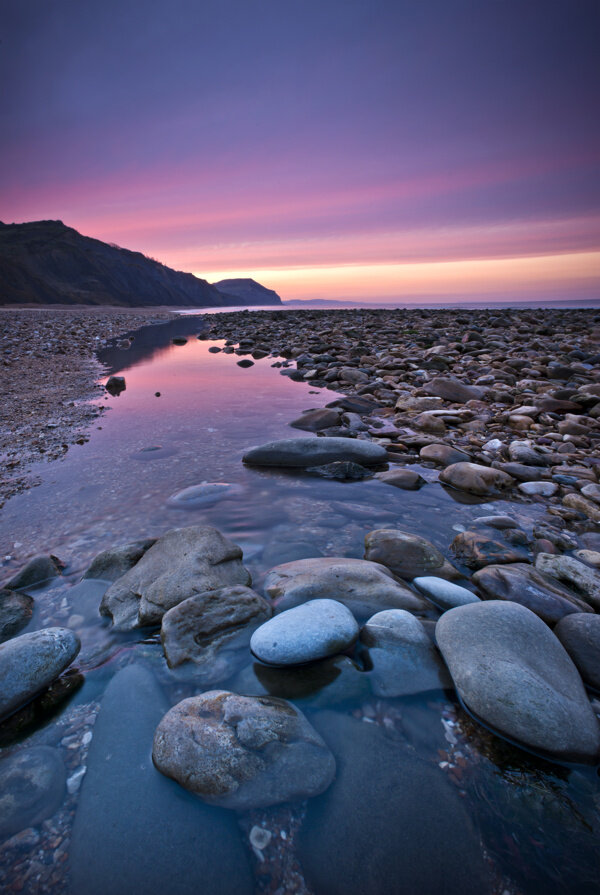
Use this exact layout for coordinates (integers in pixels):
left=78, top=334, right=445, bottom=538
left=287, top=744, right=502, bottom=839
left=2, top=0, right=599, bottom=301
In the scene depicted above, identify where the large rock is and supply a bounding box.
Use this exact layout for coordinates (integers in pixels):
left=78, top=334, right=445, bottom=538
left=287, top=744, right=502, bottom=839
left=554, top=614, right=600, bottom=691
left=264, top=557, right=430, bottom=618
left=242, top=437, right=387, bottom=467
left=364, top=529, right=458, bottom=581
left=534, top=554, right=600, bottom=611
left=422, top=376, right=486, bottom=403
left=412, top=576, right=480, bottom=610
left=0, top=746, right=66, bottom=841
left=439, top=462, right=515, bottom=496
left=161, top=585, right=271, bottom=685
left=152, top=691, right=335, bottom=810
left=298, top=712, right=492, bottom=895
left=70, top=666, right=253, bottom=895
left=289, top=408, right=342, bottom=431
left=99, top=526, right=251, bottom=630
left=83, top=539, right=156, bottom=581
left=360, top=610, right=451, bottom=697
left=0, top=628, right=80, bottom=719
left=250, top=599, right=359, bottom=666
left=436, top=600, right=600, bottom=762
left=0, top=588, right=33, bottom=643
left=4, top=555, right=63, bottom=591
left=419, top=443, right=470, bottom=466
left=472, top=563, right=593, bottom=625
left=451, top=530, right=529, bottom=569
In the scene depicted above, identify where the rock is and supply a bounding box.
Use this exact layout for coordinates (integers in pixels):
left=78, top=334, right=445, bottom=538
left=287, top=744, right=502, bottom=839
left=231, top=655, right=370, bottom=708
left=99, top=526, right=251, bottom=630
left=439, top=462, right=515, bottom=496
left=264, top=557, right=430, bottom=618
left=236, top=358, right=254, bottom=368
left=152, top=691, right=335, bottom=810
left=172, top=337, right=187, bottom=345
left=105, top=375, right=126, bottom=395
left=289, top=408, right=342, bottom=431
left=436, top=600, right=600, bottom=762
left=298, top=712, right=492, bottom=895
left=306, top=460, right=373, bottom=480
left=472, top=515, right=518, bottom=529
left=0, top=628, right=80, bottom=719
left=83, top=539, right=156, bottom=581
left=508, top=441, right=550, bottom=467
left=580, top=482, right=600, bottom=504
left=419, top=443, right=470, bottom=466
left=422, top=377, right=485, bottom=403
left=496, top=461, right=543, bottom=482
left=250, top=599, right=359, bottom=666
left=518, top=481, right=558, bottom=497
left=554, top=614, right=600, bottom=690
left=574, top=549, right=600, bottom=569
left=339, top=366, right=369, bottom=384
left=534, top=554, right=600, bottom=610
left=412, top=576, right=480, bottom=610
left=161, top=586, right=271, bottom=685
left=166, top=482, right=244, bottom=509
left=563, top=492, right=600, bottom=522
left=70, top=666, right=253, bottom=895
left=0, top=589, right=33, bottom=643
left=375, top=469, right=425, bottom=489
left=451, top=531, right=529, bottom=569
left=0, top=747, right=66, bottom=841
left=0, top=669, right=84, bottom=748
left=242, top=437, right=387, bottom=467
left=4, top=555, right=63, bottom=591
left=472, top=563, right=592, bottom=625
left=360, top=610, right=451, bottom=696
left=364, top=529, right=458, bottom=580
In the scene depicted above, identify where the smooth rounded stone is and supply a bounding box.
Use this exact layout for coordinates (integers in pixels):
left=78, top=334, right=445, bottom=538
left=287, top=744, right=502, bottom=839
left=472, top=514, right=518, bottom=529
left=231, top=655, right=370, bottom=708
left=242, top=436, right=387, bottom=468
left=451, top=531, right=529, bottom=570
left=70, top=666, right=253, bottom=895
left=161, top=586, right=271, bottom=685
left=574, top=549, right=600, bottom=569
left=436, top=600, right=600, bottom=762
left=534, top=553, right=600, bottom=611
left=519, top=481, right=558, bottom=497
left=100, top=526, right=251, bottom=630
left=439, top=462, right=515, bottom=496
left=496, top=461, right=543, bottom=482
left=580, top=482, right=600, bottom=504
left=250, top=599, right=359, bottom=666
left=554, top=615, right=600, bottom=690
left=0, top=588, right=33, bottom=643
left=422, top=376, right=486, bottom=403
left=0, top=628, right=80, bottom=719
left=339, top=366, right=369, bottom=384
left=508, top=441, right=550, bottom=467
left=412, top=576, right=480, bottom=610
left=472, top=563, right=593, bottom=626
left=0, top=746, right=66, bottom=841
left=152, top=691, right=335, bottom=810
left=419, top=443, right=470, bottom=466
left=264, top=557, right=430, bottom=618
left=83, top=539, right=156, bottom=581
left=298, top=712, right=492, bottom=895
left=4, top=554, right=63, bottom=591
left=360, top=610, right=451, bottom=697
left=166, top=482, right=244, bottom=509
left=563, top=492, right=600, bottom=522
left=364, top=529, right=459, bottom=581
left=375, top=468, right=425, bottom=489
left=289, top=408, right=342, bottom=431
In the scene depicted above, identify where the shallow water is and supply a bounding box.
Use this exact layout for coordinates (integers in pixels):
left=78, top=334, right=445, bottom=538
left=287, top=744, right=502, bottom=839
left=0, top=316, right=598, bottom=894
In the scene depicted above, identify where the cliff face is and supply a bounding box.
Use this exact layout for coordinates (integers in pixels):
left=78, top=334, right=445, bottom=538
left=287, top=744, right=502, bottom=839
left=213, top=278, right=282, bottom=306
left=0, top=221, right=280, bottom=308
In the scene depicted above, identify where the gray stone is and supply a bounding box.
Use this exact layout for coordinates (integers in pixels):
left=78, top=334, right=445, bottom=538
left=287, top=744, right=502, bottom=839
left=299, top=712, right=492, bottom=895
left=554, top=614, right=600, bottom=691
left=100, top=526, right=251, bottom=630
left=264, top=557, right=429, bottom=618
left=0, top=588, right=33, bottom=643
left=508, top=441, right=550, bottom=467
left=242, top=436, right=387, bottom=468
left=250, top=599, right=359, bottom=666
left=419, top=443, right=470, bottom=466
left=161, top=585, right=271, bottom=685
left=70, top=666, right=253, bottom=895
left=436, top=600, right=600, bottom=762
left=534, top=553, right=600, bottom=611
left=152, top=691, right=335, bottom=810
left=412, top=576, right=480, bottom=610
left=83, top=539, right=156, bottom=581
left=364, top=529, right=459, bottom=580
left=361, top=610, right=451, bottom=697
left=422, top=376, right=486, bottom=403
left=289, top=408, right=342, bottom=431
left=0, top=628, right=80, bottom=719
left=518, top=481, right=558, bottom=497
left=439, top=462, right=515, bottom=496
left=166, top=482, right=244, bottom=509
left=4, top=555, right=63, bottom=591
left=0, top=747, right=65, bottom=841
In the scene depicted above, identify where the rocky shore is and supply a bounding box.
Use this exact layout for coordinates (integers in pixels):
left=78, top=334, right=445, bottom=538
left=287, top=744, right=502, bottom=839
left=0, top=308, right=176, bottom=508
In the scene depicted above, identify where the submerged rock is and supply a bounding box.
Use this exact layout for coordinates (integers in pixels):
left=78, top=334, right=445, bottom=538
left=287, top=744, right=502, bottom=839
left=364, top=529, right=458, bottom=580
left=305, top=460, right=373, bottom=480
left=0, top=588, right=33, bottom=643
left=4, top=554, right=63, bottom=591
left=242, top=436, right=387, bottom=467
left=375, top=468, right=425, bottom=489
left=436, top=600, right=600, bottom=763
left=100, top=526, right=251, bottom=630
left=152, top=691, right=335, bottom=810
left=250, top=599, right=359, bottom=666
left=166, top=482, right=244, bottom=509
left=0, top=746, right=66, bottom=841
left=451, top=530, right=529, bottom=569
left=231, top=655, right=370, bottom=708
left=0, top=628, right=80, bottom=719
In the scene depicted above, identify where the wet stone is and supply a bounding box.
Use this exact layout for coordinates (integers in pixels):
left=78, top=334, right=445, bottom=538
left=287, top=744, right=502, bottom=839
left=0, top=588, right=33, bottom=643
left=242, top=436, right=387, bottom=467
left=375, top=468, right=425, bottom=489
left=4, top=554, right=63, bottom=591
left=250, top=599, right=359, bottom=666
left=166, top=482, right=244, bottom=509
left=0, top=746, right=66, bottom=841
left=364, top=529, right=459, bottom=581
left=231, top=655, right=370, bottom=708
left=451, top=530, right=530, bottom=569
left=439, top=462, right=515, bottom=497
left=554, top=614, right=600, bottom=691
left=412, top=576, right=480, bottom=610
left=83, top=538, right=156, bottom=581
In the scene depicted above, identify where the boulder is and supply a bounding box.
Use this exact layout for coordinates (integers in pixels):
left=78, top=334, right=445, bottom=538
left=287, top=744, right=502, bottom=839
left=436, top=600, right=600, bottom=762
left=264, top=557, right=430, bottom=618
left=250, top=599, right=359, bottom=666
left=364, top=529, right=458, bottom=581
left=0, top=588, right=33, bottom=643
left=242, top=437, right=387, bottom=467
left=554, top=614, right=600, bottom=690
left=99, top=526, right=251, bottom=630
left=83, top=539, right=156, bottom=581
left=4, top=555, right=63, bottom=591
left=0, top=628, right=80, bottom=719
left=152, top=691, right=335, bottom=810
left=0, top=747, right=65, bottom=841
left=161, top=585, right=271, bottom=685
left=412, top=576, right=480, bottom=610
left=439, top=462, right=515, bottom=496
left=535, top=554, right=600, bottom=610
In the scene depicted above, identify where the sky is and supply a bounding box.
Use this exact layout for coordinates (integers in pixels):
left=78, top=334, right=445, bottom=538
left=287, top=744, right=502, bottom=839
left=1, top=0, right=599, bottom=303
